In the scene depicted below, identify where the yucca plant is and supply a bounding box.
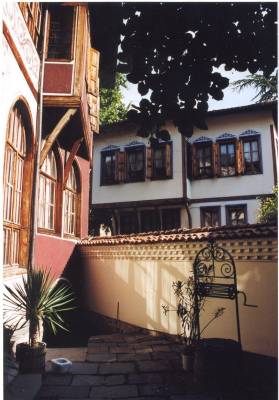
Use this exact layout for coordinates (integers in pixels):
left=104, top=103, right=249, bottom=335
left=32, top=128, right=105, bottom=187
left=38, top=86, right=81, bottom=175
left=4, top=268, right=75, bottom=348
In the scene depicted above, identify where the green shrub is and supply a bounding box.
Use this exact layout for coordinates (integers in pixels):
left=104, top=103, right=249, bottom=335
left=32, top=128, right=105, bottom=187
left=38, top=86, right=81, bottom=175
left=257, top=185, right=278, bottom=224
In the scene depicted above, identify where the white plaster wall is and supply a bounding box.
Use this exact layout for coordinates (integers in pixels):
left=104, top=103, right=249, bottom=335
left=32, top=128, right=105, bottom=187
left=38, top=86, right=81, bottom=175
left=92, top=123, right=183, bottom=204
left=190, top=199, right=259, bottom=228
left=189, top=110, right=275, bottom=200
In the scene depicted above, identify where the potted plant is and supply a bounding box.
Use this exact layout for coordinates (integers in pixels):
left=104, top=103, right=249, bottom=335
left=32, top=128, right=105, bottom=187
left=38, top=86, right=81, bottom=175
left=4, top=268, right=75, bottom=373
left=162, top=277, right=225, bottom=372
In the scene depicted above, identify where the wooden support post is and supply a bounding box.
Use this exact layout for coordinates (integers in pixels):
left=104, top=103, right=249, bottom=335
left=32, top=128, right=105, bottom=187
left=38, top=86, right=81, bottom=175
left=39, top=108, right=77, bottom=167
left=63, top=138, right=83, bottom=188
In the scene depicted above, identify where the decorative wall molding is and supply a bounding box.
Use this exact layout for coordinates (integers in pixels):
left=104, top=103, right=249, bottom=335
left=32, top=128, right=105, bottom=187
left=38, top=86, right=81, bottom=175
left=101, top=145, right=120, bottom=152
left=240, top=130, right=261, bottom=137
left=193, top=136, right=213, bottom=143
left=125, top=141, right=145, bottom=148
left=216, top=132, right=237, bottom=141
left=79, top=238, right=277, bottom=262
left=3, top=2, right=40, bottom=89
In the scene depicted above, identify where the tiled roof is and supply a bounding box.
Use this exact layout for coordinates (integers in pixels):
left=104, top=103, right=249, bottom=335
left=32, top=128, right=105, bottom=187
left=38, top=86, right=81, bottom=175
left=80, top=223, right=277, bottom=246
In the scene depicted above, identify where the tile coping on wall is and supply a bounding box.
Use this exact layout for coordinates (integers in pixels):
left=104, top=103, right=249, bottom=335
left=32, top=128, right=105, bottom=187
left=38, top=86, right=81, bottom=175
left=79, top=223, right=277, bottom=246
left=78, top=223, right=277, bottom=262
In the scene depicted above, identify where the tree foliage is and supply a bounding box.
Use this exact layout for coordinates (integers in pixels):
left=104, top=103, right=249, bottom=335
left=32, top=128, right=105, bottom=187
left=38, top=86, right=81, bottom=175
left=100, top=73, right=130, bottom=125
left=257, top=185, right=278, bottom=224
left=232, top=72, right=277, bottom=102
left=117, top=3, right=277, bottom=140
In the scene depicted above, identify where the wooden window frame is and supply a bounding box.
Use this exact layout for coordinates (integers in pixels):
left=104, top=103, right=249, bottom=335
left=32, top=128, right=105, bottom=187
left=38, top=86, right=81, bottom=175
left=242, top=135, right=263, bottom=175
left=3, top=99, right=35, bottom=271
left=193, top=142, right=213, bottom=179
left=218, top=140, right=237, bottom=177
left=100, top=150, right=119, bottom=186
left=46, top=5, right=76, bottom=62
left=200, top=206, right=221, bottom=227
left=38, top=146, right=62, bottom=236
left=151, top=142, right=173, bottom=180
left=63, top=161, right=81, bottom=239
left=226, top=204, right=248, bottom=226
left=125, top=145, right=146, bottom=183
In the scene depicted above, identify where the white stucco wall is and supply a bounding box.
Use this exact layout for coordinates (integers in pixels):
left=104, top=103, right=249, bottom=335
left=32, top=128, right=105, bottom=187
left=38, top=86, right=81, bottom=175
left=92, top=122, right=183, bottom=204
left=188, top=109, right=275, bottom=200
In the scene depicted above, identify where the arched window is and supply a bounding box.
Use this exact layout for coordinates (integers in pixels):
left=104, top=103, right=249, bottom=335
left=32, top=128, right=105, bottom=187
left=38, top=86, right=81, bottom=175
left=3, top=106, right=27, bottom=268
left=64, top=164, right=79, bottom=236
left=38, top=150, right=57, bottom=230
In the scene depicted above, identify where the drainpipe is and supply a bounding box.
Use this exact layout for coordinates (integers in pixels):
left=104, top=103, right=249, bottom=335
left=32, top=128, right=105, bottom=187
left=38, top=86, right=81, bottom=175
left=28, top=7, right=49, bottom=271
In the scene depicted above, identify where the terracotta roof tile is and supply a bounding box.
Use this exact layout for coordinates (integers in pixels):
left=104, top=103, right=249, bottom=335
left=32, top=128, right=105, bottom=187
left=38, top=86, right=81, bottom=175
left=79, top=223, right=277, bottom=246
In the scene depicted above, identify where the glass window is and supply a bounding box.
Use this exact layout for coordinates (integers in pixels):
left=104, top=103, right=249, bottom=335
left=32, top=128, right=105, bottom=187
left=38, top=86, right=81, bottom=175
left=196, top=144, right=213, bottom=178
left=140, top=210, right=159, bottom=233
left=126, top=147, right=145, bottom=182
left=220, top=142, right=236, bottom=176
left=47, top=6, right=74, bottom=59
left=38, top=151, right=57, bottom=230
left=101, top=151, right=117, bottom=185
left=151, top=142, right=172, bottom=179
left=119, top=211, right=138, bottom=234
left=3, top=106, right=27, bottom=268
left=243, top=138, right=261, bottom=174
left=226, top=205, right=247, bottom=226
left=201, top=207, right=220, bottom=227
left=161, top=208, right=181, bottom=230
left=64, top=165, right=78, bottom=236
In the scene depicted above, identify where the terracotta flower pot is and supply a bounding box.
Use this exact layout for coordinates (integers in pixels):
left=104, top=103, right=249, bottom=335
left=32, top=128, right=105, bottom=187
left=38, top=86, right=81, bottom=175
left=16, top=342, right=46, bottom=373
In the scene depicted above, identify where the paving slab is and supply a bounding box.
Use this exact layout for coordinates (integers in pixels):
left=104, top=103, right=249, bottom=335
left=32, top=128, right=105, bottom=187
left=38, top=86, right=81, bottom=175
left=89, top=384, right=138, bottom=398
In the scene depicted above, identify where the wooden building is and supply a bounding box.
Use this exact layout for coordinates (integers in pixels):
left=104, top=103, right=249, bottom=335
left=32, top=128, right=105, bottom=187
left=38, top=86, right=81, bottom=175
left=3, top=2, right=100, bottom=280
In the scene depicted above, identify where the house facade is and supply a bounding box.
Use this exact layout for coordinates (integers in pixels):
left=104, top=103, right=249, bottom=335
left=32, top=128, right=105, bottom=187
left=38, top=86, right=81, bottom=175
left=91, top=102, right=277, bottom=235
left=2, top=2, right=100, bottom=282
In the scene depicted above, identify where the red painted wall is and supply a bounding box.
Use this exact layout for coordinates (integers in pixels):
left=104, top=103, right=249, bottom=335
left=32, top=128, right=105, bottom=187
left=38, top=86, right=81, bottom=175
left=34, top=234, right=75, bottom=278
left=43, top=63, right=73, bottom=94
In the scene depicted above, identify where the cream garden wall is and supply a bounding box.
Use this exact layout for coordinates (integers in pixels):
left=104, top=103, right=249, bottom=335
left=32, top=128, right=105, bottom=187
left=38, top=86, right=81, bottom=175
left=79, top=237, right=277, bottom=358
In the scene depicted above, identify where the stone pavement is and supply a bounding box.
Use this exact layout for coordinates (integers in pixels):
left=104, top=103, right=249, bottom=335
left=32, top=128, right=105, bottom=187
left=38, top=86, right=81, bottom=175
left=34, top=333, right=264, bottom=400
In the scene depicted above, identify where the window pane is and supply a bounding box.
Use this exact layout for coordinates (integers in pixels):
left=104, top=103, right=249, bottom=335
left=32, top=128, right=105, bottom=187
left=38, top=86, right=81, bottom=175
left=127, top=148, right=144, bottom=181
left=161, top=208, right=180, bottom=230
left=47, top=6, right=74, bottom=59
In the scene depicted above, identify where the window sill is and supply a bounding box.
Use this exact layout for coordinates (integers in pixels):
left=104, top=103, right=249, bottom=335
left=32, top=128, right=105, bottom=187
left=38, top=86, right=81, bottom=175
left=150, top=176, right=173, bottom=181
left=37, top=228, right=60, bottom=237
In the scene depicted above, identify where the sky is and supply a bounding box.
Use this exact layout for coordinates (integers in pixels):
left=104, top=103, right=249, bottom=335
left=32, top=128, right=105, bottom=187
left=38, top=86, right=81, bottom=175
left=121, top=66, right=259, bottom=111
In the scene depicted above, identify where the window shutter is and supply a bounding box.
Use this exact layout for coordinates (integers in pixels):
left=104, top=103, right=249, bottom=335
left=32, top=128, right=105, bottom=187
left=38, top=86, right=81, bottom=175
left=236, top=140, right=244, bottom=175
left=87, top=47, right=100, bottom=133
left=146, top=147, right=152, bottom=179
left=165, top=143, right=172, bottom=178
left=192, top=144, right=198, bottom=178
left=213, top=143, right=220, bottom=177
left=115, top=151, right=126, bottom=183
left=186, top=142, right=192, bottom=180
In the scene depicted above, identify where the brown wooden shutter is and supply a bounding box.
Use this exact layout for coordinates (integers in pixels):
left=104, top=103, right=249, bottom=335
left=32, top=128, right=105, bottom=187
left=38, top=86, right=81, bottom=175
left=236, top=140, right=244, bottom=175
left=213, top=143, right=220, bottom=177
left=192, top=144, right=198, bottom=178
left=165, top=143, right=172, bottom=178
left=146, top=147, right=152, bottom=179
left=186, top=142, right=192, bottom=180
left=115, top=151, right=126, bottom=182
left=87, top=47, right=100, bottom=133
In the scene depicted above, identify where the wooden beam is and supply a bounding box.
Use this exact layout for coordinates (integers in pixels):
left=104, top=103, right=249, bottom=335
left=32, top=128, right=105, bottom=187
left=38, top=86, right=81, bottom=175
left=63, top=138, right=83, bottom=188
left=39, top=108, right=77, bottom=167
